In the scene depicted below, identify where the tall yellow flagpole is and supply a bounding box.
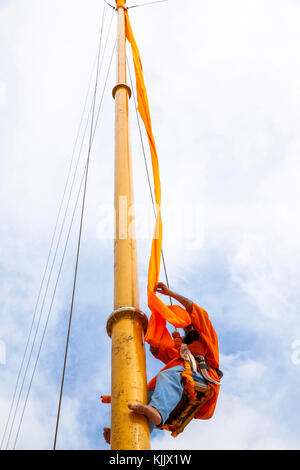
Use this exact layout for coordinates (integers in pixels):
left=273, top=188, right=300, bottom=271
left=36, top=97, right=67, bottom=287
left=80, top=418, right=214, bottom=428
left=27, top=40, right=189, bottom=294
left=106, top=1, right=151, bottom=450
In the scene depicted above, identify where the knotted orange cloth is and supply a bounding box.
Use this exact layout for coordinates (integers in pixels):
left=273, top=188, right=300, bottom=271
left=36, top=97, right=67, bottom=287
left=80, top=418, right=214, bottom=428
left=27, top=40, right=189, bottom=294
left=124, top=8, right=191, bottom=351
left=100, top=303, right=220, bottom=420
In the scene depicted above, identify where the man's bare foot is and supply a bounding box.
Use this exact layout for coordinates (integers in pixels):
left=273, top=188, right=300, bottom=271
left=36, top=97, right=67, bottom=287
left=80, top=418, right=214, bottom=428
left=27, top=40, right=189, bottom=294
left=103, top=427, right=111, bottom=445
left=128, top=404, right=162, bottom=425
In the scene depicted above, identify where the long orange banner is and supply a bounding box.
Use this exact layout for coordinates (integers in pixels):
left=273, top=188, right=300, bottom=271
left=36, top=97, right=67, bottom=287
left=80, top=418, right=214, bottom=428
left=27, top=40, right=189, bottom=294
left=124, top=9, right=191, bottom=348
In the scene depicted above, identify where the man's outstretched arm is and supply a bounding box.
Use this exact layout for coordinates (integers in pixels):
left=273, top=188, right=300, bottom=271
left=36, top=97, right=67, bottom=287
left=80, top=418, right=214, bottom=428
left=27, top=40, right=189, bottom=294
left=154, top=282, right=193, bottom=314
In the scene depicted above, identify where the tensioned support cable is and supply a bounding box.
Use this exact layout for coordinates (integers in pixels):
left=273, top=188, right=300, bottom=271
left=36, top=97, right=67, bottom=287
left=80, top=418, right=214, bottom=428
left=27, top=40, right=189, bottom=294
left=52, top=5, right=106, bottom=451
left=0, top=9, right=110, bottom=454
left=9, top=26, right=116, bottom=455
left=12, top=41, right=116, bottom=449
left=104, top=0, right=168, bottom=10
left=128, top=0, right=169, bottom=9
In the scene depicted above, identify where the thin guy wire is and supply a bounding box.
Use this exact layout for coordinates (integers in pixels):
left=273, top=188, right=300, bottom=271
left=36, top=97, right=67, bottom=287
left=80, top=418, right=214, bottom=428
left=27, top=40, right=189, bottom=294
left=104, top=0, right=115, bottom=9
left=5, top=5, right=115, bottom=450
left=4, top=49, right=99, bottom=453
left=128, top=0, right=169, bottom=9
left=11, top=39, right=116, bottom=450
left=104, top=0, right=168, bottom=10
left=53, top=2, right=108, bottom=450
left=6, top=15, right=115, bottom=452
left=0, top=20, right=103, bottom=454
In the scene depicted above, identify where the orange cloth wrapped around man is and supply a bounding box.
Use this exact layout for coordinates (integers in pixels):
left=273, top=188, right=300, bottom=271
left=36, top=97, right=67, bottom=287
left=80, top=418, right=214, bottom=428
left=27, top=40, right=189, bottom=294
left=128, top=282, right=222, bottom=430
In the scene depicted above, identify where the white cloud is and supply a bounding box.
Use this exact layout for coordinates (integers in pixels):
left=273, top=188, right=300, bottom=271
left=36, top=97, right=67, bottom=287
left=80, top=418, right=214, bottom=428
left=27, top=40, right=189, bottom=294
left=152, top=396, right=297, bottom=450
left=152, top=352, right=298, bottom=450
left=228, top=138, right=300, bottom=333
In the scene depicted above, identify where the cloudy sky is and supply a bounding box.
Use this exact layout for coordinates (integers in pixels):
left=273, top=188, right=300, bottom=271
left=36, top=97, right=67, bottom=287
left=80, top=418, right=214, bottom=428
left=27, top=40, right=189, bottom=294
left=1, top=0, right=300, bottom=450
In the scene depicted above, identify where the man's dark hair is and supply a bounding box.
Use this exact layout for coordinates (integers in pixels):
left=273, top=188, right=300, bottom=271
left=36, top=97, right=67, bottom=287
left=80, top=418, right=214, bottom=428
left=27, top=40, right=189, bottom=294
left=183, top=329, right=200, bottom=345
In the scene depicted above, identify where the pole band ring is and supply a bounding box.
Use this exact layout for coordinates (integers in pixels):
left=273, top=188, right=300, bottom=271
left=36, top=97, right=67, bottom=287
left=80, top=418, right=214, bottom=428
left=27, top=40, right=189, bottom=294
left=112, top=83, right=132, bottom=99
left=106, top=306, right=148, bottom=337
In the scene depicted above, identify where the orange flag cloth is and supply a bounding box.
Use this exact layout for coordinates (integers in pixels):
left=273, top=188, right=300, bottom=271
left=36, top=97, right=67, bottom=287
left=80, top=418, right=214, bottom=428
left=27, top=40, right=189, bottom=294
left=116, top=0, right=126, bottom=8
left=123, top=9, right=191, bottom=348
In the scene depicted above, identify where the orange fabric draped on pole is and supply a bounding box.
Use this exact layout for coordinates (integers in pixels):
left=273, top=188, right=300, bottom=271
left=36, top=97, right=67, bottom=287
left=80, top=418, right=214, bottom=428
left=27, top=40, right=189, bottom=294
left=124, top=10, right=191, bottom=349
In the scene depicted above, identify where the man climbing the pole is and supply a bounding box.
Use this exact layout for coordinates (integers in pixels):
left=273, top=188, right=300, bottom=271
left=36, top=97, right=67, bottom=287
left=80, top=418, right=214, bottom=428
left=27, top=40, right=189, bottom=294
left=128, top=282, right=222, bottom=432
left=103, top=282, right=221, bottom=443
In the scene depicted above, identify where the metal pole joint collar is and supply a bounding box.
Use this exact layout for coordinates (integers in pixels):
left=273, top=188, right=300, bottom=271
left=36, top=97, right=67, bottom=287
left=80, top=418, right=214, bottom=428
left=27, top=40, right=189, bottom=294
left=106, top=306, right=148, bottom=337
left=112, top=83, right=132, bottom=99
